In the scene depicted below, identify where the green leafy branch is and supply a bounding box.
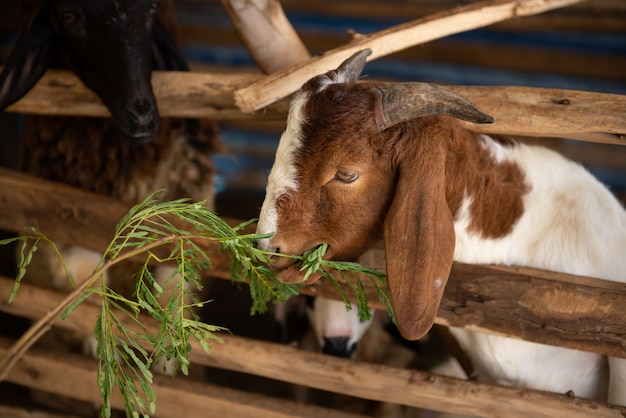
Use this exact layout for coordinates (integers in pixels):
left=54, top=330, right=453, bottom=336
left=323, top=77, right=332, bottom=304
left=0, top=191, right=391, bottom=418
left=300, top=244, right=394, bottom=323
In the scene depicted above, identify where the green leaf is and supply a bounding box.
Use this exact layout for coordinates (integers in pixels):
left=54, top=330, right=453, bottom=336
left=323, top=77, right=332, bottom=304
left=0, top=190, right=393, bottom=418
left=62, top=287, right=97, bottom=319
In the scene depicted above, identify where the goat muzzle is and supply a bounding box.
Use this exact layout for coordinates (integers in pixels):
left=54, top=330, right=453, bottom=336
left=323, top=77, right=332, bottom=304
left=266, top=254, right=323, bottom=284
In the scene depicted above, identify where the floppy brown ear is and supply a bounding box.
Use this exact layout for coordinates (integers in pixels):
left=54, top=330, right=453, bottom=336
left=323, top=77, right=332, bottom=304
left=383, top=144, right=455, bottom=341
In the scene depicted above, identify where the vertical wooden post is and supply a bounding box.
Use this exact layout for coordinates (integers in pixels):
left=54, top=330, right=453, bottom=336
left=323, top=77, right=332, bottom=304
left=221, top=0, right=310, bottom=74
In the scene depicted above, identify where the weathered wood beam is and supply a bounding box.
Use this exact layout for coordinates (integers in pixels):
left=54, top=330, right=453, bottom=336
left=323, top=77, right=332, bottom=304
left=1, top=283, right=624, bottom=418
left=233, top=0, right=588, bottom=113
left=180, top=25, right=626, bottom=82
left=0, top=405, right=81, bottom=418
left=3, top=69, right=626, bottom=145
left=453, top=86, right=626, bottom=144
left=0, top=337, right=371, bottom=418
left=221, top=0, right=310, bottom=73
left=1, top=167, right=625, bottom=358
left=4, top=69, right=288, bottom=120
left=187, top=0, right=626, bottom=32
left=0, top=167, right=234, bottom=275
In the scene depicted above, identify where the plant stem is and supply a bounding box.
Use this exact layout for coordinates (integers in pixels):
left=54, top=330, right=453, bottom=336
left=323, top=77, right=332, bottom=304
left=0, top=233, right=205, bottom=381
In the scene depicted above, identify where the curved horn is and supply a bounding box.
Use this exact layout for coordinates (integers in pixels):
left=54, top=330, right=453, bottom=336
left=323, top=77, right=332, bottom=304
left=371, top=82, right=494, bottom=131
left=336, top=49, right=372, bottom=84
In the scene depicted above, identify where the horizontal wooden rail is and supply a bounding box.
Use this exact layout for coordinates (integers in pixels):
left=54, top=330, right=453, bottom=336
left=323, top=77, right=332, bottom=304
left=3, top=69, right=288, bottom=120
left=3, top=69, right=626, bottom=145
left=0, top=337, right=369, bottom=418
left=1, top=279, right=624, bottom=418
left=0, top=167, right=625, bottom=358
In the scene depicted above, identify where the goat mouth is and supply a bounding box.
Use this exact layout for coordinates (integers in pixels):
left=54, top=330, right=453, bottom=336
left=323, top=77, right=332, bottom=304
left=270, top=244, right=330, bottom=284
left=126, top=132, right=155, bottom=144
left=275, top=264, right=323, bottom=284
left=116, top=114, right=160, bottom=144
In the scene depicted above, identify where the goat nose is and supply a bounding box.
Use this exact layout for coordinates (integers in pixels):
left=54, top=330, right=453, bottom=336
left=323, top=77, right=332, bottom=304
left=256, top=236, right=276, bottom=253
left=322, top=337, right=357, bottom=358
left=128, top=98, right=155, bottom=126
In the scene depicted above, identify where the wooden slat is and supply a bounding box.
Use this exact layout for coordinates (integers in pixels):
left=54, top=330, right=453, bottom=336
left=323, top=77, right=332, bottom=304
left=0, top=167, right=625, bottom=359
left=180, top=25, right=626, bottom=82
left=3, top=69, right=288, bottom=120
left=0, top=405, right=81, bottom=418
left=0, top=338, right=370, bottom=418
left=3, top=70, right=626, bottom=145
left=220, top=0, right=310, bottom=74
left=233, top=0, right=588, bottom=112
left=452, top=86, right=626, bottom=144
left=1, top=281, right=624, bottom=418
left=0, top=167, right=234, bottom=275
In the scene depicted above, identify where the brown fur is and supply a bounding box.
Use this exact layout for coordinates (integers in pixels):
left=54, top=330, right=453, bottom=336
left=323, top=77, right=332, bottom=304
left=272, top=77, right=529, bottom=339
left=441, top=120, right=529, bottom=238
left=272, top=83, right=396, bottom=266
left=20, top=115, right=219, bottom=205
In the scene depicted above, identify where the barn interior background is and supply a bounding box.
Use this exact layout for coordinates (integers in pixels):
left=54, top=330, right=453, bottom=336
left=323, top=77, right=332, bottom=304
left=0, top=0, right=625, bottom=417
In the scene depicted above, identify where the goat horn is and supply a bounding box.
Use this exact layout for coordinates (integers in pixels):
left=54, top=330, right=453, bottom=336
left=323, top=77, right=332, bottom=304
left=336, top=49, right=372, bottom=84
left=371, top=82, right=494, bottom=131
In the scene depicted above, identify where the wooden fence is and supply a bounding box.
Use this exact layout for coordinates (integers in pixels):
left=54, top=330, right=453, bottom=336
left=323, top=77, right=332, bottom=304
left=0, top=0, right=625, bottom=417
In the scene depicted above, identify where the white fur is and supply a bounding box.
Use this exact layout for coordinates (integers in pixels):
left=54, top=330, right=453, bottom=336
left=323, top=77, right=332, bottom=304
left=257, top=92, right=309, bottom=252
left=452, top=137, right=626, bottom=403
left=306, top=297, right=374, bottom=351
left=454, top=140, right=626, bottom=280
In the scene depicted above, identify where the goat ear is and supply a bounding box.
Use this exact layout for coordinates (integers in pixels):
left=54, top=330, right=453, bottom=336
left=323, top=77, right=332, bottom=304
left=383, top=146, right=455, bottom=341
left=151, top=15, right=189, bottom=71
left=0, top=11, right=59, bottom=111
left=334, top=49, right=371, bottom=84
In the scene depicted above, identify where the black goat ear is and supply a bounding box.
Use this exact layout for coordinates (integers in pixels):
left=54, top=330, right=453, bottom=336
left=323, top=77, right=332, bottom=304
left=0, top=11, right=59, bottom=111
left=151, top=14, right=189, bottom=71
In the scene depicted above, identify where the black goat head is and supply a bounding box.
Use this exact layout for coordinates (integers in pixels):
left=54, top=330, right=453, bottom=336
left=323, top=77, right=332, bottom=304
left=0, top=0, right=189, bottom=144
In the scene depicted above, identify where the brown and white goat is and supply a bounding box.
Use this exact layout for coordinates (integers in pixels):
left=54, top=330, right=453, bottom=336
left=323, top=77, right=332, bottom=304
left=256, top=49, right=626, bottom=405
left=0, top=0, right=218, bottom=366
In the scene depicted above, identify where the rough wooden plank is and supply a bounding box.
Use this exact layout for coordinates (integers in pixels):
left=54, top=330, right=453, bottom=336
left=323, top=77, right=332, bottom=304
left=0, top=405, right=81, bottom=418
left=451, top=86, right=626, bottom=145
left=233, top=0, right=587, bottom=113
left=0, top=167, right=625, bottom=358
left=0, top=167, right=233, bottom=276
left=3, top=69, right=287, bottom=120
left=440, top=263, right=626, bottom=357
left=1, top=282, right=623, bottom=418
left=180, top=25, right=626, bottom=82
left=221, top=0, right=310, bottom=73
left=0, top=338, right=370, bottom=418
left=3, top=70, right=626, bottom=145
left=353, top=248, right=626, bottom=359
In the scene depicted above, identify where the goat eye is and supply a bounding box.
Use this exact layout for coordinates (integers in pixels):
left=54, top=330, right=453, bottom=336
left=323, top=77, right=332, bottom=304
left=148, top=1, right=160, bottom=15
left=61, top=11, right=76, bottom=25
left=335, top=170, right=359, bottom=184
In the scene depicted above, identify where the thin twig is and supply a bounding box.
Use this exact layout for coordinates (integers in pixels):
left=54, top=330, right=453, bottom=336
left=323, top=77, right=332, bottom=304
left=0, top=233, right=200, bottom=381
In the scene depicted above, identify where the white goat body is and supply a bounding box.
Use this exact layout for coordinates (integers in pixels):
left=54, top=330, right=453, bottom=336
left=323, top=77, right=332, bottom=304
left=256, top=49, right=626, bottom=405
left=449, top=136, right=625, bottom=402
